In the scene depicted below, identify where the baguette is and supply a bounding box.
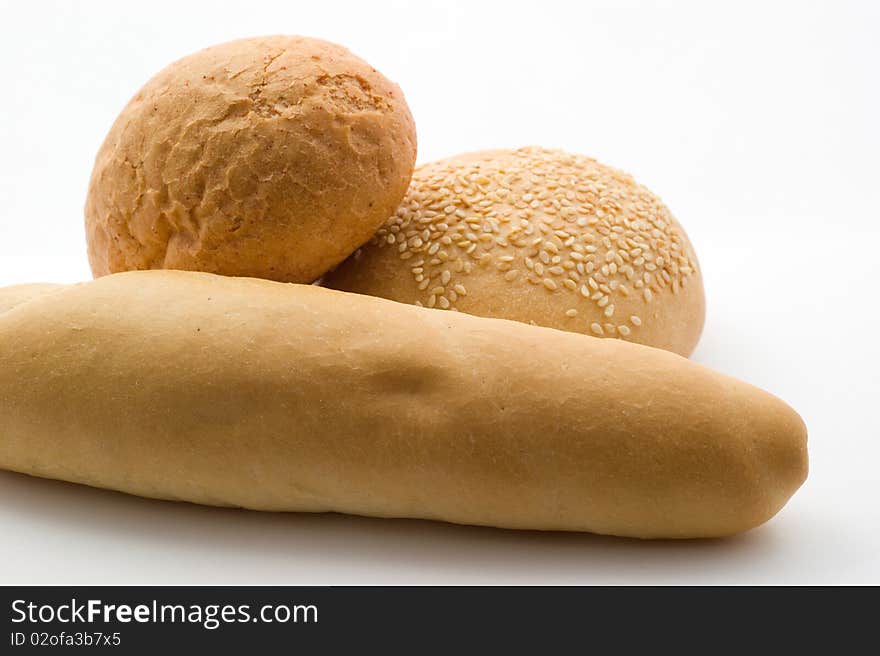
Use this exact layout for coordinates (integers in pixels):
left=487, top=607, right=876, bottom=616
left=0, top=271, right=807, bottom=538
left=0, top=283, right=61, bottom=313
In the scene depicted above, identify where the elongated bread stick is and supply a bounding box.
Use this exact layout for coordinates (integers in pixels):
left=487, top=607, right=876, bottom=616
left=0, top=271, right=806, bottom=538
left=0, top=283, right=62, bottom=313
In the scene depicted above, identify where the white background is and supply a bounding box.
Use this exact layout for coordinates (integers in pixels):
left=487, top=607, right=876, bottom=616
left=0, top=0, right=877, bottom=584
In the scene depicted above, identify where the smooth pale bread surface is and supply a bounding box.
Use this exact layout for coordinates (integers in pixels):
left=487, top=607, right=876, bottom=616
left=85, top=35, right=417, bottom=284
left=0, top=283, right=62, bottom=313
left=0, top=271, right=806, bottom=538
left=324, top=147, right=705, bottom=356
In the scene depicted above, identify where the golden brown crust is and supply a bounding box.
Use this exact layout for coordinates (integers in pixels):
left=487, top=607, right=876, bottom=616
left=323, top=147, right=705, bottom=356
left=85, top=35, right=417, bottom=283
left=0, top=271, right=806, bottom=538
left=0, top=283, right=63, bottom=314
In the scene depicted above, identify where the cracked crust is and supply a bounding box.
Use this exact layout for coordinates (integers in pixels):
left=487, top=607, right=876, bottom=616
left=85, top=35, right=417, bottom=283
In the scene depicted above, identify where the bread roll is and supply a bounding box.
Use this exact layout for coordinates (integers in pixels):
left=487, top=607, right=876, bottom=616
left=85, top=35, right=417, bottom=284
left=0, top=271, right=806, bottom=538
left=323, top=147, right=704, bottom=356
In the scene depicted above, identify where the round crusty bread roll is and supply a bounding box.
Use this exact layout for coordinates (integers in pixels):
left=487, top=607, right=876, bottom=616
left=323, top=147, right=705, bottom=356
left=85, top=35, right=417, bottom=283
left=0, top=271, right=807, bottom=539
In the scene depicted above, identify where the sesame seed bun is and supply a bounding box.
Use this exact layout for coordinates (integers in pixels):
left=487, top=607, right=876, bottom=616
left=85, top=35, right=417, bottom=283
left=323, top=147, right=705, bottom=356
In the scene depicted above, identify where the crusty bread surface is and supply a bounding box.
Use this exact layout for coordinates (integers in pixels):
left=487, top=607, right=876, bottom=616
left=323, top=147, right=705, bottom=356
left=85, top=35, right=417, bottom=284
left=0, top=271, right=806, bottom=538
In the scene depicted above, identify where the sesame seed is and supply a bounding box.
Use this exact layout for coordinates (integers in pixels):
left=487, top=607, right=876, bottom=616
left=350, top=147, right=697, bottom=338
left=591, top=323, right=604, bottom=335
